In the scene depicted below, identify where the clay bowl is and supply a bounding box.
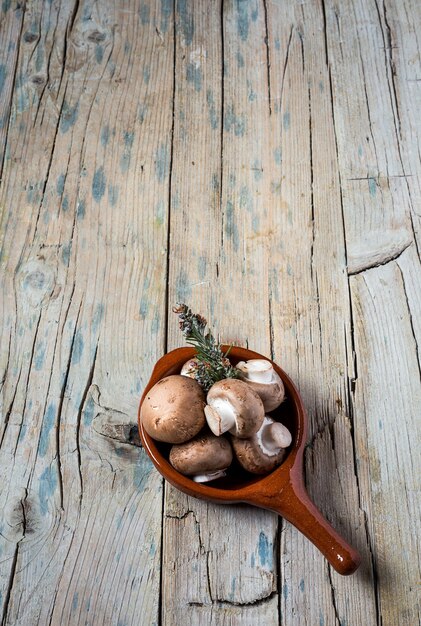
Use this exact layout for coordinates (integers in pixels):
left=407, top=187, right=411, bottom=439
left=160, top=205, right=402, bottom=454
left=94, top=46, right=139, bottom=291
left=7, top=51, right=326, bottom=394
left=138, top=346, right=361, bottom=575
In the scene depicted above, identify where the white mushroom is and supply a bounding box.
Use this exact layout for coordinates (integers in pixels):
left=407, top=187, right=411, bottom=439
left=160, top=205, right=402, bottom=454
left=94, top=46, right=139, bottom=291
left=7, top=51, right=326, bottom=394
left=231, top=416, right=292, bottom=475
left=141, top=375, right=206, bottom=443
left=169, top=433, right=233, bottom=482
left=180, top=358, right=200, bottom=378
left=204, top=379, right=265, bottom=438
left=236, top=359, right=285, bottom=412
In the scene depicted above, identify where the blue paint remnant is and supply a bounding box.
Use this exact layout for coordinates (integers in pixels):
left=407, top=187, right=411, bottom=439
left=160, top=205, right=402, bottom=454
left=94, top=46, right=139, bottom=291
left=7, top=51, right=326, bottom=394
left=211, top=173, right=219, bottom=191
left=72, top=592, right=79, bottom=611
left=77, top=198, right=86, bottom=220
left=139, top=3, right=150, bottom=25
left=139, top=295, right=149, bottom=319
left=228, top=173, right=236, bottom=189
left=250, top=553, right=255, bottom=567
left=236, top=51, right=244, bottom=68
left=116, top=513, right=124, bottom=529
left=229, top=577, right=236, bottom=601
left=39, top=465, right=57, bottom=515
left=319, top=80, right=324, bottom=92
left=86, top=598, right=91, bottom=612
left=283, top=110, right=290, bottom=130
left=62, top=195, right=69, bottom=212
left=149, top=541, right=156, bottom=557
left=108, top=184, right=118, bottom=207
left=18, top=423, right=27, bottom=442
left=101, top=125, right=110, bottom=147
left=60, top=101, right=79, bottom=133
left=0, top=64, right=7, bottom=96
left=379, top=420, right=383, bottom=430
left=283, top=582, right=289, bottom=600
left=177, top=0, right=194, bottom=46
left=237, top=1, right=249, bottom=41
left=83, top=396, right=95, bottom=426
left=358, top=145, right=363, bottom=157
left=253, top=159, right=262, bottom=181
left=274, top=146, right=282, bottom=165
left=138, top=103, right=148, bottom=123
left=287, top=263, right=293, bottom=276
left=143, top=66, right=150, bottom=84
left=151, top=310, right=160, bottom=334
left=198, top=256, right=207, bottom=279
left=160, top=0, right=173, bottom=34
left=155, top=199, right=165, bottom=225
left=92, top=167, right=106, bottom=201
left=186, top=63, right=202, bottom=92
left=299, top=578, right=304, bottom=592
left=206, top=89, right=218, bottom=130
left=275, top=37, right=281, bottom=50
left=2, top=0, right=11, bottom=12
left=72, top=329, right=84, bottom=364
left=61, top=241, right=72, bottom=267
left=93, top=303, right=104, bottom=334
left=258, top=531, right=270, bottom=566
left=155, top=144, right=169, bottom=182
left=368, top=177, right=377, bottom=196
left=124, top=41, right=130, bottom=55
left=252, top=214, right=259, bottom=233
left=240, top=185, right=252, bottom=212
left=224, top=104, right=245, bottom=136
left=56, top=173, right=65, bottom=196
left=133, top=451, right=153, bottom=489
left=176, top=269, right=192, bottom=302
left=26, top=183, right=40, bottom=204
left=120, top=131, right=135, bottom=173
left=319, top=614, right=325, bottom=626
left=35, top=342, right=46, bottom=370
left=225, top=200, right=239, bottom=251
left=247, top=80, right=257, bottom=102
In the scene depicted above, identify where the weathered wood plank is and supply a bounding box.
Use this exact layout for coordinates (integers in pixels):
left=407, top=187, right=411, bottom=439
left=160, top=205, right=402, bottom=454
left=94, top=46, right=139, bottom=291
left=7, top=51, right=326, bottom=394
left=162, top=0, right=279, bottom=623
left=266, top=1, right=377, bottom=624
left=351, top=245, right=421, bottom=625
left=0, top=1, right=173, bottom=624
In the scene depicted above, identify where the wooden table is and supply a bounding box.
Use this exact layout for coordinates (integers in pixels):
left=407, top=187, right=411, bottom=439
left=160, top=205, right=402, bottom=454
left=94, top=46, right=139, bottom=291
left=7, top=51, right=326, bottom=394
left=1, top=1, right=420, bottom=624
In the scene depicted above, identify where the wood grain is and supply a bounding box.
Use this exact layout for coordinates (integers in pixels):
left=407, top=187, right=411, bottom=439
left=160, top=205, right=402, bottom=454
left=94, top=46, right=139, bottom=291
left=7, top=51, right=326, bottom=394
left=1, top=0, right=420, bottom=624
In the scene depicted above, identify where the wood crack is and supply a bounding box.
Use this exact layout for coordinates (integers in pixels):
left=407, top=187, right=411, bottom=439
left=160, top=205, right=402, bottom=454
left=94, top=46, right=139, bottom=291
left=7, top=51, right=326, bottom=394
left=219, top=0, right=225, bottom=251
left=262, top=0, right=272, bottom=116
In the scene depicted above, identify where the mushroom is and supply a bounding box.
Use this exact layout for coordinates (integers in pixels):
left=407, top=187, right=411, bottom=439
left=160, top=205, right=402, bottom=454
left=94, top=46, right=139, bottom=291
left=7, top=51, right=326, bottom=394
left=236, top=359, right=285, bottom=412
left=141, top=375, right=206, bottom=443
left=169, top=433, right=233, bottom=482
left=231, top=416, right=292, bottom=474
left=204, top=379, right=265, bottom=438
left=180, top=358, right=199, bottom=378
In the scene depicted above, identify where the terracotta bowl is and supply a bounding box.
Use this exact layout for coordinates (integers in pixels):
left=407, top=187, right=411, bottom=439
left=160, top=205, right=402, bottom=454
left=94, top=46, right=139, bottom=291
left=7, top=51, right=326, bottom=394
left=138, top=346, right=361, bottom=575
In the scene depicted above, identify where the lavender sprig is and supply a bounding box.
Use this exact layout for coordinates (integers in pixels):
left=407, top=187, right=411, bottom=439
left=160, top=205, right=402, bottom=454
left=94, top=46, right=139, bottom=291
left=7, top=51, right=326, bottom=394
left=173, top=303, right=240, bottom=390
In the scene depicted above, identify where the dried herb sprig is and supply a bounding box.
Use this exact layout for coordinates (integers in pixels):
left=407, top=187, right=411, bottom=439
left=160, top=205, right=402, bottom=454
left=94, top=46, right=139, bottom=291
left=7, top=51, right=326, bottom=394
left=173, top=303, right=240, bottom=391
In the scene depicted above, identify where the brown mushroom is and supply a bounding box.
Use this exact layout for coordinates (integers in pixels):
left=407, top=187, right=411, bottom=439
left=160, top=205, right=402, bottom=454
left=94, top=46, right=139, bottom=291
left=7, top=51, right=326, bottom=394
left=231, top=416, right=292, bottom=474
left=204, top=379, right=265, bottom=438
left=141, top=375, right=206, bottom=443
left=169, top=433, right=233, bottom=482
left=236, top=359, right=285, bottom=412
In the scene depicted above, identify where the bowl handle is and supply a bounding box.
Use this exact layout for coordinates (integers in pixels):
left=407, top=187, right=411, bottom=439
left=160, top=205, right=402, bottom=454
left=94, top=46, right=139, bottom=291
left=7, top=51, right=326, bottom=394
left=266, top=479, right=361, bottom=575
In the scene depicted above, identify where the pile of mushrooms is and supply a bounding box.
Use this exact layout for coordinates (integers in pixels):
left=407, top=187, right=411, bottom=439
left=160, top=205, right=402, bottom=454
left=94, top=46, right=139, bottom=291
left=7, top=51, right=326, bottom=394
left=141, top=358, right=292, bottom=482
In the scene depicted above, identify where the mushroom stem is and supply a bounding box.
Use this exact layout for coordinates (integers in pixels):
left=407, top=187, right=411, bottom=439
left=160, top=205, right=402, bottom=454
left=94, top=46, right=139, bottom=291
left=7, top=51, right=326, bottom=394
left=259, top=420, right=292, bottom=455
left=237, top=359, right=274, bottom=384
left=192, top=469, right=227, bottom=483
left=204, top=399, right=236, bottom=436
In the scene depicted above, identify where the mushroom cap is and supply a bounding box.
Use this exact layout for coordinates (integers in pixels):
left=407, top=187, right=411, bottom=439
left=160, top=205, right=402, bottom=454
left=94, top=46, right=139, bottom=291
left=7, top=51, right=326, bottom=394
left=141, top=375, right=206, bottom=443
left=180, top=358, right=199, bottom=378
left=237, top=360, right=285, bottom=412
left=169, top=433, right=233, bottom=476
left=206, top=378, right=265, bottom=438
left=231, top=416, right=291, bottom=475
